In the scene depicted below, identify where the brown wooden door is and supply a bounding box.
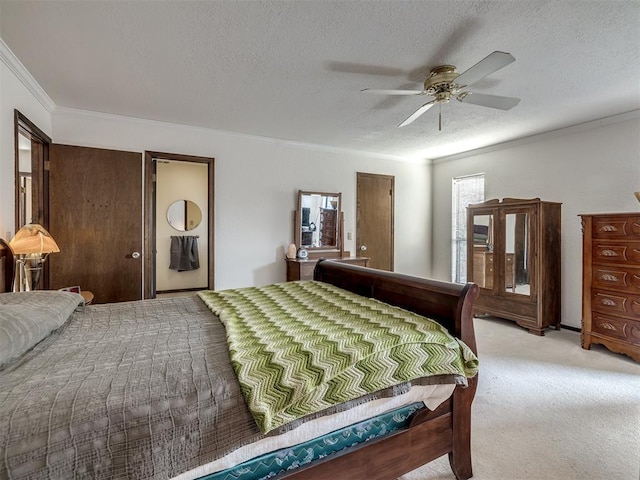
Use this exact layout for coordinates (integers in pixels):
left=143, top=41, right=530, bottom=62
left=356, top=172, right=394, bottom=271
left=48, top=144, right=142, bottom=303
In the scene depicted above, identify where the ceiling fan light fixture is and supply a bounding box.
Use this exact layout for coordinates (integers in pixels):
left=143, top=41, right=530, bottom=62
left=362, top=50, right=520, bottom=130
left=434, top=91, right=452, bottom=103
left=423, top=65, right=460, bottom=94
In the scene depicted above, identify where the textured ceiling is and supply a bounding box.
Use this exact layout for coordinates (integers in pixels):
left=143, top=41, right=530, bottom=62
left=1, top=0, right=639, bottom=159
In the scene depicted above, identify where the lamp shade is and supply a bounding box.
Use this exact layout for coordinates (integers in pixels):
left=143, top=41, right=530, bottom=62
left=10, top=224, right=60, bottom=255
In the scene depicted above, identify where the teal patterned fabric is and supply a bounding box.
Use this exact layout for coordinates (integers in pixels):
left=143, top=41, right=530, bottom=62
left=198, top=281, right=477, bottom=434
left=200, top=402, right=425, bottom=480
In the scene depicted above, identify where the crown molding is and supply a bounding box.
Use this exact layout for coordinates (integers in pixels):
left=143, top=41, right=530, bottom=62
left=432, top=109, right=640, bottom=164
left=0, top=37, right=55, bottom=112
left=53, top=106, right=428, bottom=165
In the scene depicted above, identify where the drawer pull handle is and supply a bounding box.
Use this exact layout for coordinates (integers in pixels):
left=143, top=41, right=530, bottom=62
left=599, top=273, right=619, bottom=282
left=600, top=298, right=616, bottom=306
left=600, top=225, right=618, bottom=232
left=600, top=249, right=619, bottom=257
left=598, top=322, right=617, bottom=331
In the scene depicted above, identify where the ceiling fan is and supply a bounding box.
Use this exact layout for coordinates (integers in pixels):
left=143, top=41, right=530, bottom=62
left=361, top=51, right=520, bottom=130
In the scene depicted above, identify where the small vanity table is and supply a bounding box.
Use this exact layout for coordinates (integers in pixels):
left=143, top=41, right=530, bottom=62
left=288, top=190, right=369, bottom=281
left=286, top=257, right=369, bottom=281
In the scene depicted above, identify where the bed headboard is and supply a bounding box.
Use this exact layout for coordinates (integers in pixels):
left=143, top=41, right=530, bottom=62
left=0, top=238, right=15, bottom=293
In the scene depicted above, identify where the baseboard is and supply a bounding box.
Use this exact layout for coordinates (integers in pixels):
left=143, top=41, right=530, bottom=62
left=560, top=323, right=581, bottom=333
left=156, top=287, right=206, bottom=294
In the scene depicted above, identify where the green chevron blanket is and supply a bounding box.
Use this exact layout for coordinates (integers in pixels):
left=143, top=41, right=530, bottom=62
left=198, top=281, right=478, bottom=434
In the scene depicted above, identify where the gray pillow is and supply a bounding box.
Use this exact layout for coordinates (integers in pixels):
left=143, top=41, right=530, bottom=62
left=0, top=291, right=84, bottom=369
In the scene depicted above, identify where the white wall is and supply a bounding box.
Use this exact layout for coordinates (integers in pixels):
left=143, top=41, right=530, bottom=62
left=0, top=40, right=53, bottom=239
left=51, top=107, right=431, bottom=291
left=431, top=114, right=640, bottom=329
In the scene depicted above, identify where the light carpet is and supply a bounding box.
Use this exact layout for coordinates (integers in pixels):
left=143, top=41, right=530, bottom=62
left=399, top=317, right=640, bottom=480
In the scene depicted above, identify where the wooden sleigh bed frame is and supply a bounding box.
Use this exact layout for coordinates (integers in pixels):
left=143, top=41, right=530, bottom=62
left=0, top=242, right=479, bottom=480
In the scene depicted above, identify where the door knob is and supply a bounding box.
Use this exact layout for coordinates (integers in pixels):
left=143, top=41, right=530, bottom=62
left=131, top=251, right=141, bottom=259
left=360, top=245, right=367, bottom=251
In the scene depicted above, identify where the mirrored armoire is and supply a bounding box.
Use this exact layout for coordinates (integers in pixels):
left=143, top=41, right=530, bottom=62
left=467, top=198, right=562, bottom=335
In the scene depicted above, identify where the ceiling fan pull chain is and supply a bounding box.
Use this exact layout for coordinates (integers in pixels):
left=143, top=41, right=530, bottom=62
left=439, top=103, right=442, bottom=131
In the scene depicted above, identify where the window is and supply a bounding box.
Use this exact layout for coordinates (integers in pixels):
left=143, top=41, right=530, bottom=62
left=451, top=174, right=485, bottom=283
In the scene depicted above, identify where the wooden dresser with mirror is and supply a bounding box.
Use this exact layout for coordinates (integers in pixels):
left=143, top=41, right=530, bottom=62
left=467, top=198, right=562, bottom=335
left=287, top=190, right=368, bottom=281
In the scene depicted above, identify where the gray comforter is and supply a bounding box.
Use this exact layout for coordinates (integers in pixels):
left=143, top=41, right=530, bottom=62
left=0, top=293, right=444, bottom=480
left=1, top=295, right=258, bottom=479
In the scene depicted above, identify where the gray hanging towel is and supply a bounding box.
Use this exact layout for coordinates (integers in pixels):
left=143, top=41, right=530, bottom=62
left=169, top=235, right=200, bottom=271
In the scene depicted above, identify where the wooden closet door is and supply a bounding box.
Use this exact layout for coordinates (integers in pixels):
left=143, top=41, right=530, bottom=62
left=356, top=173, right=394, bottom=271
left=48, top=144, right=142, bottom=303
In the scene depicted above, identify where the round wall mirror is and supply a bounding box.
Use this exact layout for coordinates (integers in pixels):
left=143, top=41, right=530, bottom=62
left=167, top=200, right=202, bottom=231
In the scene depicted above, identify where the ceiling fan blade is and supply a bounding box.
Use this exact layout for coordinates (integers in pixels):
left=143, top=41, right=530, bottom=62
left=361, top=88, right=423, bottom=96
left=455, top=51, right=515, bottom=87
left=398, top=101, right=435, bottom=127
left=459, top=92, right=520, bottom=110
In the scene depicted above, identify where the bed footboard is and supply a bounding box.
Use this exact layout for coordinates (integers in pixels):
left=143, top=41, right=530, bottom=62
left=314, top=260, right=478, bottom=353
left=283, top=260, right=480, bottom=480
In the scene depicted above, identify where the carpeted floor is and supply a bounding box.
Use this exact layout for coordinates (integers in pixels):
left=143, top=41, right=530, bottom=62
left=399, top=317, right=640, bottom=480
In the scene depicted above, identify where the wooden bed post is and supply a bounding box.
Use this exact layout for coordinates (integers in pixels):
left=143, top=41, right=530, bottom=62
left=449, top=375, right=477, bottom=479
left=0, top=239, right=15, bottom=293
left=450, top=281, right=479, bottom=480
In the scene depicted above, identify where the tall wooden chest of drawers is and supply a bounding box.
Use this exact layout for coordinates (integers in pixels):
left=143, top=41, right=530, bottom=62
left=580, top=213, right=640, bottom=362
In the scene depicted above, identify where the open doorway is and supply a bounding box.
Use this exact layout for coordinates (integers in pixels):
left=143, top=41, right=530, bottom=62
left=144, top=152, right=214, bottom=298
left=14, top=110, right=51, bottom=289
left=14, top=110, right=51, bottom=232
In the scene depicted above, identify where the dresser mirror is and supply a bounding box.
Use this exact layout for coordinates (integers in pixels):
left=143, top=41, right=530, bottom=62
left=469, top=213, right=494, bottom=288
left=295, top=191, right=342, bottom=251
left=504, top=212, right=531, bottom=296
left=167, top=199, right=202, bottom=232
left=472, top=214, right=493, bottom=250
